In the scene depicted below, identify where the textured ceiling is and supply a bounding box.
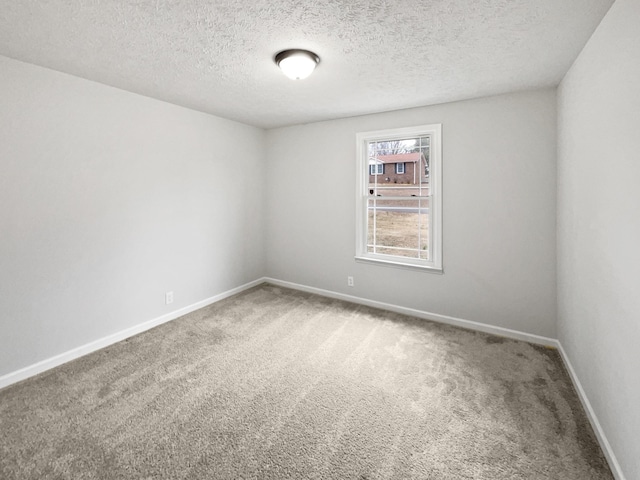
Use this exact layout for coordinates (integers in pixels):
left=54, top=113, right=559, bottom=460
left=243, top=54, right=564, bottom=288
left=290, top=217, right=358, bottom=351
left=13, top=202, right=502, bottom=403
left=0, top=0, right=613, bottom=128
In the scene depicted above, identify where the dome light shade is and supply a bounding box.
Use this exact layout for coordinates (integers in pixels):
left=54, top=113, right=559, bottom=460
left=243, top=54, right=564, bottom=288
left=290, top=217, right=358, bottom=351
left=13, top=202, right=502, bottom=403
left=275, top=49, right=320, bottom=80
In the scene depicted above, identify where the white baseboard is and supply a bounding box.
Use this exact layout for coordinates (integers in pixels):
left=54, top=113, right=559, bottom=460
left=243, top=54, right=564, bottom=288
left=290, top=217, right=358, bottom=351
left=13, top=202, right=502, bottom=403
left=0, top=278, right=265, bottom=390
left=264, top=277, right=557, bottom=347
left=556, top=344, right=626, bottom=480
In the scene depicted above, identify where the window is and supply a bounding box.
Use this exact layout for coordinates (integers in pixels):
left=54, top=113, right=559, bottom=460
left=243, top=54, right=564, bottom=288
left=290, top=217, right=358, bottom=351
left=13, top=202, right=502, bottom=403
left=356, top=124, right=442, bottom=272
left=369, top=163, right=383, bottom=175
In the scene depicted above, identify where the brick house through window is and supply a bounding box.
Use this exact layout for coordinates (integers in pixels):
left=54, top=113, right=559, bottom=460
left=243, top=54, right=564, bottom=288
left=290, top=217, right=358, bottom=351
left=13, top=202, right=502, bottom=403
left=368, top=152, right=428, bottom=185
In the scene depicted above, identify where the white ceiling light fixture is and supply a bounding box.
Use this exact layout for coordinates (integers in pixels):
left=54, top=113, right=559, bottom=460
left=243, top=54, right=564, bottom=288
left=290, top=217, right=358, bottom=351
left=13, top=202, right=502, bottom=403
left=275, top=49, right=320, bottom=80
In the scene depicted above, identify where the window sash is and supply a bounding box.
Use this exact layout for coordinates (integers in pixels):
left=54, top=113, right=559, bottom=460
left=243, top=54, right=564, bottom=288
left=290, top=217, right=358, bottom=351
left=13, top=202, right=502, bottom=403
left=367, top=197, right=430, bottom=260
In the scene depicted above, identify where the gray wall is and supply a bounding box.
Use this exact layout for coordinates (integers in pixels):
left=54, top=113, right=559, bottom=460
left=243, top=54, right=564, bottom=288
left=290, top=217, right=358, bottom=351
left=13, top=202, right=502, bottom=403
left=557, top=0, right=640, bottom=477
left=266, top=89, right=557, bottom=338
left=0, top=56, right=266, bottom=377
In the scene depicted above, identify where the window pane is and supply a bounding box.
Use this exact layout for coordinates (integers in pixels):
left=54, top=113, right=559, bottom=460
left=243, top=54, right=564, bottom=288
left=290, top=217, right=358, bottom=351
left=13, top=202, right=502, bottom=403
left=367, top=137, right=430, bottom=195
left=367, top=197, right=429, bottom=259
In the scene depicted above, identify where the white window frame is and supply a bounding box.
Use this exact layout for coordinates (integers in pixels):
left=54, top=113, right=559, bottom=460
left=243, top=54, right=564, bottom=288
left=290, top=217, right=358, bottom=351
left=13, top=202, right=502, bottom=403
left=355, top=124, right=442, bottom=273
left=395, top=162, right=405, bottom=174
left=369, top=163, right=383, bottom=175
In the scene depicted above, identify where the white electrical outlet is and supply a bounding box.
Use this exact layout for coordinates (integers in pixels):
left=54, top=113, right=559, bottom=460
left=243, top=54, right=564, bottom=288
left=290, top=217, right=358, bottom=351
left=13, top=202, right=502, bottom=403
left=165, top=291, right=174, bottom=305
left=347, top=276, right=354, bottom=287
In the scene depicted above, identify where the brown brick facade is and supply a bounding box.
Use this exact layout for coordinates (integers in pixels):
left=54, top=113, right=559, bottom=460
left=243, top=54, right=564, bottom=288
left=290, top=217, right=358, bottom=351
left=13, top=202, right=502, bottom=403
left=369, top=161, right=421, bottom=185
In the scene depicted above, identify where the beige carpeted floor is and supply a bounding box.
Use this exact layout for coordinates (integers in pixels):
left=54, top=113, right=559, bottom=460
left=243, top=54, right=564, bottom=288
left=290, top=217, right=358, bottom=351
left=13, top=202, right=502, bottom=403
left=0, top=284, right=613, bottom=479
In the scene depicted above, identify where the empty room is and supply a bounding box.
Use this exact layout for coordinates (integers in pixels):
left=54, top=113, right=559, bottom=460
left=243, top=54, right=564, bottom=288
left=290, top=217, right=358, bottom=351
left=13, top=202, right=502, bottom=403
left=1, top=0, right=638, bottom=479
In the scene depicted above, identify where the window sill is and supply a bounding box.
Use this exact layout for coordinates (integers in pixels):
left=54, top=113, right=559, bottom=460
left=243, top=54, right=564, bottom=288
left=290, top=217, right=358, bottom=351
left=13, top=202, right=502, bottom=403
left=355, top=255, right=443, bottom=274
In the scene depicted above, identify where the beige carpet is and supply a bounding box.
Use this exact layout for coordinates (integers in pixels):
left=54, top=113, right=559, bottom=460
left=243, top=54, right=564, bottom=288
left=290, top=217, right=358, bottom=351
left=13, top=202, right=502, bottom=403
left=0, top=284, right=613, bottom=479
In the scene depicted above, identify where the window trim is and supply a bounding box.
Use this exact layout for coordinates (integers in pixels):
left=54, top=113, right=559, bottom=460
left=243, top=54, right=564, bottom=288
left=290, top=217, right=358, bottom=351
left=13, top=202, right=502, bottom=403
left=355, top=124, right=443, bottom=273
left=395, top=162, right=405, bottom=174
